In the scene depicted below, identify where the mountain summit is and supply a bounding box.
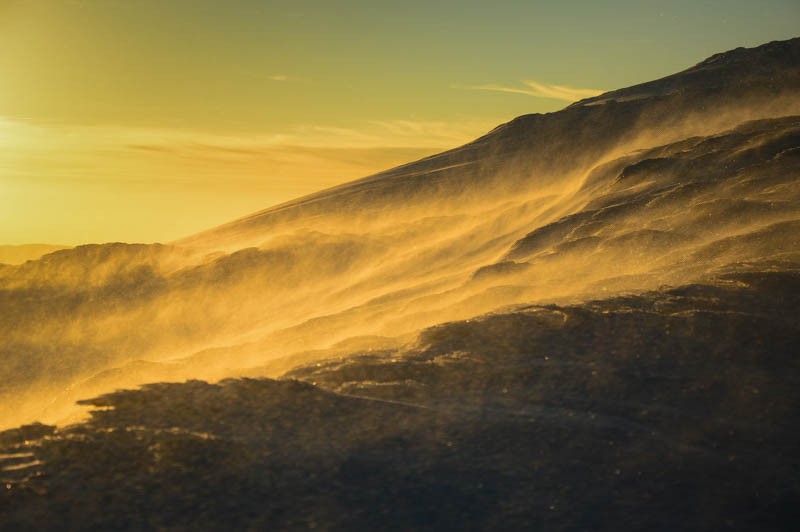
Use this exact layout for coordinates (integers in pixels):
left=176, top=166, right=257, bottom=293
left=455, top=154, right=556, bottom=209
left=572, top=36, right=800, bottom=107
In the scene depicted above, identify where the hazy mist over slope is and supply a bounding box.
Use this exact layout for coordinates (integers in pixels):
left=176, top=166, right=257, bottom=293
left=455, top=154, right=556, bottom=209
left=2, top=38, right=798, bottom=430
left=2, top=38, right=800, bottom=530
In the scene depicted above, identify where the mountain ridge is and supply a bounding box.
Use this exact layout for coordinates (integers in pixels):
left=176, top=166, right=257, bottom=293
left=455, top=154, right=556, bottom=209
left=177, top=38, right=800, bottom=252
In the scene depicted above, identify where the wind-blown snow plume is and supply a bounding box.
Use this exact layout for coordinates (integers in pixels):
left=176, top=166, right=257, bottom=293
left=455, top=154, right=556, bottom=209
left=1, top=38, right=799, bottom=432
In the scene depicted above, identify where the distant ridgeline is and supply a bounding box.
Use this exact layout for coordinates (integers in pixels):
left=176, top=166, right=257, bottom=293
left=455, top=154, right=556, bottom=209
left=0, top=245, right=70, bottom=266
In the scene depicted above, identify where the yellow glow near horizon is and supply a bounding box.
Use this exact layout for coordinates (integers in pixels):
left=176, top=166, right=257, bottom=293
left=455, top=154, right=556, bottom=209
left=0, top=117, right=494, bottom=245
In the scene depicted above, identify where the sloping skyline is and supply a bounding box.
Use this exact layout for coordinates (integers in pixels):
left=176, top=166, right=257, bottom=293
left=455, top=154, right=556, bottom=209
left=1, top=0, right=798, bottom=244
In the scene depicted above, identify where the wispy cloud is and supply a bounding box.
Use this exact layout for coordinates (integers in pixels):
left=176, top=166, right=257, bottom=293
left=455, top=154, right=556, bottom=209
left=0, top=115, right=495, bottom=243
left=234, top=71, right=307, bottom=83
left=0, top=116, right=496, bottom=187
left=455, top=80, right=605, bottom=102
left=1, top=115, right=499, bottom=242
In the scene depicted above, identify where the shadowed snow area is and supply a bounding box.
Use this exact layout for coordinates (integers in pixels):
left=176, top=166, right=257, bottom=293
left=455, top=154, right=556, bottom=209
left=2, top=271, right=798, bottom=530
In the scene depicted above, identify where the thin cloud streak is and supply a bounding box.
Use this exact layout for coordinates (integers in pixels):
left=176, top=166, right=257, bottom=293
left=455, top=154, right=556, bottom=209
left=1, top=115, right=496, bottom=243
left=0, top=116, right=496, bottom=187
left=456, top=80, right=605, bottom=102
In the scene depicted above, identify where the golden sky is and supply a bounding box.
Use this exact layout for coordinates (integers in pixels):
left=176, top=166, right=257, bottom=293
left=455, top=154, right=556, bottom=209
left=1, top=0, right=798, bottom=244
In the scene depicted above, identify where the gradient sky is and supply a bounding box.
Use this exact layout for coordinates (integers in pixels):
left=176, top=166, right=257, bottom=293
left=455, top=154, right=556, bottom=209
left=1, top=0, right=798, bottom=245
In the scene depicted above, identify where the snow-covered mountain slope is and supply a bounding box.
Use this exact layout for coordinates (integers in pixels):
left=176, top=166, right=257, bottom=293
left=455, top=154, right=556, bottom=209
left=1, top=38, right=798, bottom=433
